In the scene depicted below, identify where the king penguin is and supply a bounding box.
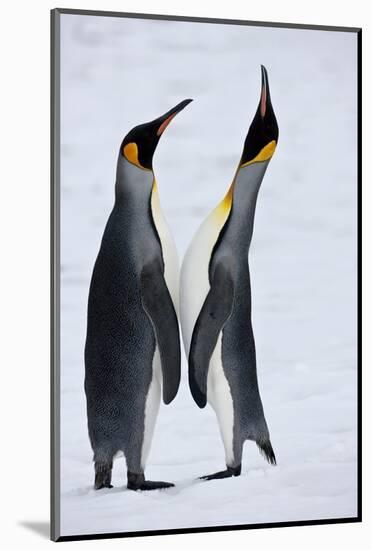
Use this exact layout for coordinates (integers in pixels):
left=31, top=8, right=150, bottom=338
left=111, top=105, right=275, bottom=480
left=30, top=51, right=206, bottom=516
left=85, top=98, right=192, bottom=491
left=180, top=66, right=278, bottom=480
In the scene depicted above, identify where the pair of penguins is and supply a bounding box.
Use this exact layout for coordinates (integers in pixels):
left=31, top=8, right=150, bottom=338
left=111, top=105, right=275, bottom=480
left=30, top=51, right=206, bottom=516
left=85, top=66, right=278, bottom=492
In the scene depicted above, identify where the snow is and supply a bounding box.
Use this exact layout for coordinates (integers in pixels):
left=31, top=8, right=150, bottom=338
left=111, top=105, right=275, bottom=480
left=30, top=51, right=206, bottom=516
left=59, top=13, right=358, bottom=537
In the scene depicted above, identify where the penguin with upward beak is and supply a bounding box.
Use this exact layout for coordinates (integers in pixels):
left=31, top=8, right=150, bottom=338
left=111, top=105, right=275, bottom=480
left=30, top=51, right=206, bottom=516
left=180, top=66, right=278, bottom=480
left=85, top=99, right=192, bottom=491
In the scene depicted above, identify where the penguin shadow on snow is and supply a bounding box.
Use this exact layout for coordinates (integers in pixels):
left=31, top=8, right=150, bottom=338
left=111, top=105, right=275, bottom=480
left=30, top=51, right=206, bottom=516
left=71, top=465, right=273, bottom=500
left=70, top=478, right=202, bottom=499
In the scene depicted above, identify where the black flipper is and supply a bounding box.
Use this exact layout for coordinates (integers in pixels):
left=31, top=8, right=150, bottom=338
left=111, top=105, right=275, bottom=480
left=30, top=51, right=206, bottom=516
left=189, top=262, right=235, bottom=408
left=141, top=259, right=181, bottom=404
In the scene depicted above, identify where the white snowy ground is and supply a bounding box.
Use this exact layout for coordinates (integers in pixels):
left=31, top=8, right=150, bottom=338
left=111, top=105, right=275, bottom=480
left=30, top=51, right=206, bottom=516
left=59, top=14, right=358, bottom=537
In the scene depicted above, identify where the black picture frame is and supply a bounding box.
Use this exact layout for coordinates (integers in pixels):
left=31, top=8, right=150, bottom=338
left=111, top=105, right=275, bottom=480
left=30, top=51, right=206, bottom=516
left=51, top=7, right=362, bottom=542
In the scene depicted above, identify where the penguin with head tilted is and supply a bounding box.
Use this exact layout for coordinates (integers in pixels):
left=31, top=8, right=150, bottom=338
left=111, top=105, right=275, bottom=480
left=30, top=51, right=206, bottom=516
left=85, top=99, right=192, bottom=491
left=180, top=66, right=278, bottom=480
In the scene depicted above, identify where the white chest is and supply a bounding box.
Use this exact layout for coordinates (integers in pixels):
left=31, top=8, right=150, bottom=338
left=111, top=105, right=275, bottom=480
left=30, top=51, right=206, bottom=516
left=179, top=192, right=232, bottom=355
left=179, top=195, right=235, bottom=464
left=151, top=183, right=179, bottom=311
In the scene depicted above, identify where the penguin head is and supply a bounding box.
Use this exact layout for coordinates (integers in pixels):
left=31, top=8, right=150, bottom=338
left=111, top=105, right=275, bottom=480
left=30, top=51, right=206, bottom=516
left=239, top=65, right=279, bottom=168
left=121, top=99, right=193, bottom=170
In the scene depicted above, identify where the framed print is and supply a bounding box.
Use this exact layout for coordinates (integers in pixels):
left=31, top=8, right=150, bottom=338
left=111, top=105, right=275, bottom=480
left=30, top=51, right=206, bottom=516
left=51, top=8, right=361, bottom=542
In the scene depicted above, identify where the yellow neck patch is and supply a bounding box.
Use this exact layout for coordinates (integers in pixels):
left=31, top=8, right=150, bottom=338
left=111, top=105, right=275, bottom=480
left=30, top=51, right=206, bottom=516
left=152, top=178, right=158, bottom=196
left=151, top=177, right=161, bottom=216
left=217, top=182, right=234, bottom=217
left=214, top=140, right=277, bottom=221
left=240, top=140, right=276, bottom=168
left=123, top=142, right=150, bottom=170
left=213, top=169, right=237, bottom=223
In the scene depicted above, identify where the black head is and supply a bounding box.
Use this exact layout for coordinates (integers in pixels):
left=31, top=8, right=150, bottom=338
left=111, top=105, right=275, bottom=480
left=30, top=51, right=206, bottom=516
left=121, top=99, right=193, bottom=170
left=239, top=66, right=279, bottom=167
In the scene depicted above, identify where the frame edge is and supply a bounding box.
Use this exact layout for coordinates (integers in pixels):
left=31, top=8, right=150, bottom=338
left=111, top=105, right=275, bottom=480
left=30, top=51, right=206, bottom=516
left=50, top=8, right=362, bottom=542
left=51, top=7, right=61, bottom=543
left=53, top=7, right=361, bottom=33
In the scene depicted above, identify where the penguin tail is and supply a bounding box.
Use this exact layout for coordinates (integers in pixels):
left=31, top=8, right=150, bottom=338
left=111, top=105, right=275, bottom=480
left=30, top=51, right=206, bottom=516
left=257, top=439, right=277, bottom=466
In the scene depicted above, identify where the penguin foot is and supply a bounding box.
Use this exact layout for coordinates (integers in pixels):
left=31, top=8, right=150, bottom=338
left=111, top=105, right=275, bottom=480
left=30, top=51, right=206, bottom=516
left=127, top=472, right=174, bottom=491
left=200, top=464, right=241, bottom=481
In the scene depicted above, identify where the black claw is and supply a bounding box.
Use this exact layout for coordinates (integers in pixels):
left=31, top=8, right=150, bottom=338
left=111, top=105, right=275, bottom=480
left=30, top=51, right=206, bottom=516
left=94, top=481, right=114, bottom=490
left=129, top=480, right=174, bottom=491
left=200, top=464, right=241, bottom=481
left=127, top=471, right=174, bottom=491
